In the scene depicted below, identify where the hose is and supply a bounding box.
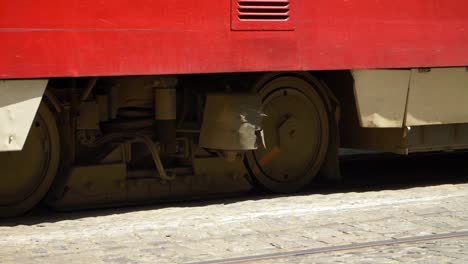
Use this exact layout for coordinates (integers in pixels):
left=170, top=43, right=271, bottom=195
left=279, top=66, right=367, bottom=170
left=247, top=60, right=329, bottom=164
left=92, top=133, right=175, bottom=181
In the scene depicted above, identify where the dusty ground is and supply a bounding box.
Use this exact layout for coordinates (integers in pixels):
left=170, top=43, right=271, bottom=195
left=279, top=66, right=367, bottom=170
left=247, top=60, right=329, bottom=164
left=1, top=154, right=467, bottom=263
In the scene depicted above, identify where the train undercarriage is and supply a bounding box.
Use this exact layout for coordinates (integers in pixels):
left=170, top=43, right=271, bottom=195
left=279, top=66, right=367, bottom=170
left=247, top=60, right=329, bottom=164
left=0, top=72, right=340, bottom=217
left=2, top=68, right=468, bottom=217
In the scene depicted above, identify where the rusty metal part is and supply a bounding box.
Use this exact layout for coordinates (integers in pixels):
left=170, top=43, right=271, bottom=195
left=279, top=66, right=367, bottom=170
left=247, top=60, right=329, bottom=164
left=246, top=75, right=330, bottom=193
left=0, top=102, right=61, bottom=217
left=191, top=231, right=468, bottom=264
left=199, top=93, right=263, bottom=152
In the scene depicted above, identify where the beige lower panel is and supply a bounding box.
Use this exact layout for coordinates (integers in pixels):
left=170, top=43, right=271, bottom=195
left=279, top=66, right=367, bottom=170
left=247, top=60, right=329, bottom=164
left=406, top=68, right=468, bottom=126
left=352, top=70, right=410, bottom=128
left=407, top=123, right=468, bottom=152
left=0, top=79, right=48, bottom=151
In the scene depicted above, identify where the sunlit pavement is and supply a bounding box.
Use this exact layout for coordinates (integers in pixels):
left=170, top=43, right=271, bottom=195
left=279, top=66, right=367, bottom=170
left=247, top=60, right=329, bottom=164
left=0, top=179, right=467, bottom=263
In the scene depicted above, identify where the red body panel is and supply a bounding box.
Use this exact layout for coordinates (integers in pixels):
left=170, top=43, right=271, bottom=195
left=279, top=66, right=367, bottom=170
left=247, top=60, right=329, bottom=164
left=1, top=0, right=467, bottom=78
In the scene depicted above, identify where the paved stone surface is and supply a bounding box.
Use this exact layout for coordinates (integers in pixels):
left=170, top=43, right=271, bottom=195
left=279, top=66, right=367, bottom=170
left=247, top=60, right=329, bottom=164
left=254, top=237, right=468, bottom=264
left=0, top=183, right=467, bottom=264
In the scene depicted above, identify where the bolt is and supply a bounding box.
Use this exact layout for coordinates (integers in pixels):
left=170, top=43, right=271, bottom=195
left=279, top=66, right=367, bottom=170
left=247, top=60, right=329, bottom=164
left=85, top=182, right=95, bottom=192
left=230, top=172, right=240, bottom=180
left=184, top=176, right=191, bottom=184
left=153, top=79, right=161, bottom=87
left=289, top=130, right=296, bottom=139
left=118, top=181, right=126, bottom=189
left=137, top=181, right=144, bottom=188
left=8, top=135, right=14, bottom=144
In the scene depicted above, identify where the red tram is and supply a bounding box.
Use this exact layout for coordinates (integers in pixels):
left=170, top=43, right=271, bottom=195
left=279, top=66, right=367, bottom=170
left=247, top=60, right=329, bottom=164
left=1, top=0, right=468, bottom=216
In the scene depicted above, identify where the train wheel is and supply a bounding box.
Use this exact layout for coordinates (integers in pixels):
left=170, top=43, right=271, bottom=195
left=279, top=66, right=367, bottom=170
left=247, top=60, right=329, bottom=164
left=246, top=74, right=330, bottom=193
left=0, top=102, right=61, bottom=217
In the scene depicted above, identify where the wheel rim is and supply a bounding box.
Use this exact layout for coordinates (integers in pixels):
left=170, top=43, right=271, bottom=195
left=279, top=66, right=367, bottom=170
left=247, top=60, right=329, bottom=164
left=246, top=75, right=329, bottom=193
left=0, top=103, right=60, bottom=216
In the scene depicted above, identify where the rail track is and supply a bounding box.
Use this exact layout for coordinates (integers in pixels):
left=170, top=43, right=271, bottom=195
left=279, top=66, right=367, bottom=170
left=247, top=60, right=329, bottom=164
left=190, top=231, right=468, bottom=264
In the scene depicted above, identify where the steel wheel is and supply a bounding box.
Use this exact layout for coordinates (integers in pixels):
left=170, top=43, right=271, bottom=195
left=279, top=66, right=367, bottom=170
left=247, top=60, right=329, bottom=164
left=0, top=102, right=60, bottom=217
left=246, top=74, right=330, bottom=193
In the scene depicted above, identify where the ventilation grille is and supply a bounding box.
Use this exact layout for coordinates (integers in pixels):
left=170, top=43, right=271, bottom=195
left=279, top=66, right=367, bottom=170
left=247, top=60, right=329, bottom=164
left=237, top=0, right=290, bottom=21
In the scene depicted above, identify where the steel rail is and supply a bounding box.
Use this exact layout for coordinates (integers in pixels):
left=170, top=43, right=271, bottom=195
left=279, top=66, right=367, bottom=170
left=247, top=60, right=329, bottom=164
left=189, top=230, right=468, bottom=264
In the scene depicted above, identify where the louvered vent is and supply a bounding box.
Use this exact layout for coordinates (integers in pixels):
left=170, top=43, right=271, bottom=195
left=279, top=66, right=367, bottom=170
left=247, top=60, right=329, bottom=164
left=237, top=0, right=290, bottom=21
left=231, top=0, right=294, bottom=31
